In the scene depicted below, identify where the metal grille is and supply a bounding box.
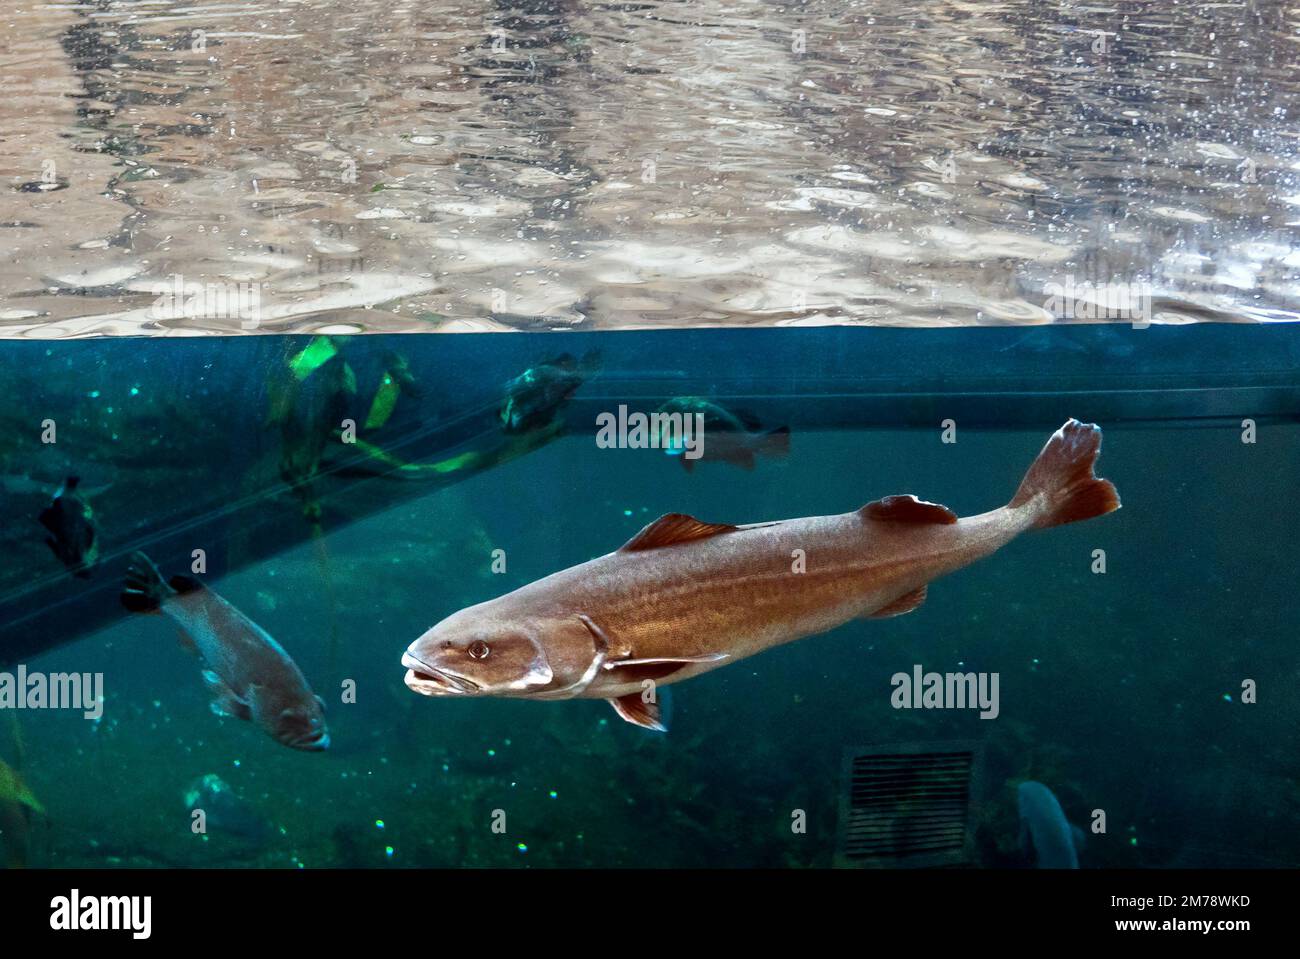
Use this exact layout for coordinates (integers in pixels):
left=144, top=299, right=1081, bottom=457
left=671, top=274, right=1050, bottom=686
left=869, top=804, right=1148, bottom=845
left=836, top=742, right=981, bottom=868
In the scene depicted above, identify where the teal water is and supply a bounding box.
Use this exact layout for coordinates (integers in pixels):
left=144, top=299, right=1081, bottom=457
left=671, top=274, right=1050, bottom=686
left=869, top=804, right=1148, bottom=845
left=3, top=352, right=1296, bottom=866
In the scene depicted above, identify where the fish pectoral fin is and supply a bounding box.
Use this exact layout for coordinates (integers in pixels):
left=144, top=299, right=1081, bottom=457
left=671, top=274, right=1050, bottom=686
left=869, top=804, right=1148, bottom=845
left=604, top=653, right=726, bottom=685
left=619, top=513, right=739, bottom=552
left=202, top=670, right=251, bottom=721
left=608, top=693, right=667, bottom=732
left=866, top=585, right=928, bottom=619
left=606, top=653, right=728, bottom=668
left=861, top=495, right=958, bottom=525
left=605, top=662, right=688, bottom=684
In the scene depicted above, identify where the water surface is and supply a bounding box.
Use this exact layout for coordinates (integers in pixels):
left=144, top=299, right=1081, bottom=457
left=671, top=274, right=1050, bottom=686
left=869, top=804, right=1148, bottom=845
left=3, top=0, right=1298, bottom=335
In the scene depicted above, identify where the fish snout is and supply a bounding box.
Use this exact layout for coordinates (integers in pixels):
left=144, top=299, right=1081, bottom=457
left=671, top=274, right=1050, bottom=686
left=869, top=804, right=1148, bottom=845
left=401, top=650, right=476, bottom=696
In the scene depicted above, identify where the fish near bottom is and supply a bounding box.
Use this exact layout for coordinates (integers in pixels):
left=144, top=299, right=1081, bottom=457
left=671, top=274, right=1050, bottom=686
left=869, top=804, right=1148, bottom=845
left=402, top=420, right=1121, bottom=731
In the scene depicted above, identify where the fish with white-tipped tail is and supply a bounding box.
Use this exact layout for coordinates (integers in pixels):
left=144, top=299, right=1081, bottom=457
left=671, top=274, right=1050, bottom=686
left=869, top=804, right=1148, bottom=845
left=401, top=420, right=1120, bottom=731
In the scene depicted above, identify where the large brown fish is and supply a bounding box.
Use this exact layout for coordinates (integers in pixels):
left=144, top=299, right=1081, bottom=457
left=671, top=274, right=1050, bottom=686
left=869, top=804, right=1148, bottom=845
left=402, top=420, right=1119, bottom=730
left=121, top=553, right=329, bottom=750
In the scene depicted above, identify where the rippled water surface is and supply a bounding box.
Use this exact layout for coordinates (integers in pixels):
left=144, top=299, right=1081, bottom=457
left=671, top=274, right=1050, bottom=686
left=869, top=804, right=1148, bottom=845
left=2, top=0, right=1299, bottom=335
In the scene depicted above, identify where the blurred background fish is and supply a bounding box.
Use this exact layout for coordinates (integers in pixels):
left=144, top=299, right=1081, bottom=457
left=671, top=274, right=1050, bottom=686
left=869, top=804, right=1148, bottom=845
left=183, top=774, right=273, bottom=846
left=500, top=351, right=600, bottom=434
left=37, top=476, right=99, bottom=578
left=1018, top=780, right=1084, bottom=869
left=654, top=397, right=789, bottom=472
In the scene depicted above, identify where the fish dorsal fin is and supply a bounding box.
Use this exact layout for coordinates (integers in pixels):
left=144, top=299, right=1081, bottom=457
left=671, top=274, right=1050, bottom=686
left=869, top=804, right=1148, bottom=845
left=608, top=693, right=666, bottom=732
left=619, top=513, right=739, bottom=552
left=861, top=495, right=957, bottom=525
left=867, top=585, right=928, bottom=619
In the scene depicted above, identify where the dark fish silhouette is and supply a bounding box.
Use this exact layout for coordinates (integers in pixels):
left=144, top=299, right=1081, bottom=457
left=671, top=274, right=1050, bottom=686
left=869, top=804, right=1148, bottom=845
left=499, top=351, right=599, bottom=434
left=37, top=476, right=99, bottom=578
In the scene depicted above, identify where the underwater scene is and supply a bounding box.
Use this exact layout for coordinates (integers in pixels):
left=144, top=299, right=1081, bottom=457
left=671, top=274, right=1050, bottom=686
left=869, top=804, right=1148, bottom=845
left=0, top=0, right=1298, bottom=889
left=0, top=328, right=1297, bottom=871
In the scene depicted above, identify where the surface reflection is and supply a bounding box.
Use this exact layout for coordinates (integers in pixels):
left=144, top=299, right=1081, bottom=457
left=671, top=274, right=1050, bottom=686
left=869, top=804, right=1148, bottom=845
left=1, top=0, right=1297, bottom=335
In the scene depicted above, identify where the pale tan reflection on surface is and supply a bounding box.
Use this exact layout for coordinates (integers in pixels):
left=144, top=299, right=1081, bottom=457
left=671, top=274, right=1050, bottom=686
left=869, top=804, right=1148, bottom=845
left=1, top=0, right=1297, bottom=337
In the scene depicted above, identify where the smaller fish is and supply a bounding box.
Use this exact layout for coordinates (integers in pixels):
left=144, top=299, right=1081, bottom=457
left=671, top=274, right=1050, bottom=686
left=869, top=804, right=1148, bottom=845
left=500, top=351, right=599, bottom=434
left=183, top=774, right=272, bottom=844
left=1017, top=780, right=1084, bottom=869
left=37, top=476, right=99, bottom=578
left=654, top=397, right=790, bottom=472
left=120, top=553, right=330, bottom=751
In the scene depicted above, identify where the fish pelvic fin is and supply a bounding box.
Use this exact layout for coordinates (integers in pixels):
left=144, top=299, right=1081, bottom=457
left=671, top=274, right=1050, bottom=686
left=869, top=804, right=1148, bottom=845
left=608, top=692, right=667, bottom=732
left=203, top=670, right=252, bottom=721
left=120, top=551, right=174, bottom=614
left=867, top=585, right=928, bottom=618
left=1010, top=419, right=1120, bottom=529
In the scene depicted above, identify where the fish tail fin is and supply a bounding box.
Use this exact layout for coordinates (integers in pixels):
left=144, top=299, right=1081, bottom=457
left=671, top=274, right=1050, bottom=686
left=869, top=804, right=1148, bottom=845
left=1010, top=419, right=1120, bottom=529
left=756, top=425, right=791, bottom=460
left=121, top=551, right=172, bottom=613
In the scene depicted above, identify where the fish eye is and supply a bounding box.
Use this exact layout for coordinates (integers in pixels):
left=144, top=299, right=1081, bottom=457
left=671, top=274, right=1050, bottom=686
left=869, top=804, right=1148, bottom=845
left=468, top=640, right=491, bottom=660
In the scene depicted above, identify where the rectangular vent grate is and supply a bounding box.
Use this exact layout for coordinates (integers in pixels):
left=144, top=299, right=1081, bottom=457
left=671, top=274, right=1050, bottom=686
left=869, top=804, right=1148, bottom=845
left=836, top=742, right=982, bottom=868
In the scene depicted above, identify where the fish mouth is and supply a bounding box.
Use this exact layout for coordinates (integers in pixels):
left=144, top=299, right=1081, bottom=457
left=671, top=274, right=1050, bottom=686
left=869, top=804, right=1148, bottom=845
left=402, top=651, right=479, bottom=695
left=292, top=729, right=331, bottom=751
